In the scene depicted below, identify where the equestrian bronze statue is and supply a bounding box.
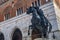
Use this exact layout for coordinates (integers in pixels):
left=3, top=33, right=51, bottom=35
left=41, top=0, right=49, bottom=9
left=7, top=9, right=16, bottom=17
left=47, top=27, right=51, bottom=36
left=27, top=6, right=52, bottom=38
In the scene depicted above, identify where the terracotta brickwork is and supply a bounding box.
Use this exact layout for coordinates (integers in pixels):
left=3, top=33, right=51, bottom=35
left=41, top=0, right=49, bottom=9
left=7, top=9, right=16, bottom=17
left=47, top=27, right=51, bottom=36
left=0, top=0, right=51, bottom=22
left=54, top=0, right=60, bottom=8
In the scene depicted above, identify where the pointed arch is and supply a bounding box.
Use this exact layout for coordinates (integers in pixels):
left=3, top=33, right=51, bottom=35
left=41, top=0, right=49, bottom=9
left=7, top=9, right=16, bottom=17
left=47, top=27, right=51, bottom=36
left=3, top=6, right=12, bottom=14
left=12, top=28, right=22, bottom=40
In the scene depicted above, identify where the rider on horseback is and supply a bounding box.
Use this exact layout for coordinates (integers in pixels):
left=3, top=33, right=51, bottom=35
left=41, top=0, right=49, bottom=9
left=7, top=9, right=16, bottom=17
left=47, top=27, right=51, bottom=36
left=27, top=6, right=52, bottom=38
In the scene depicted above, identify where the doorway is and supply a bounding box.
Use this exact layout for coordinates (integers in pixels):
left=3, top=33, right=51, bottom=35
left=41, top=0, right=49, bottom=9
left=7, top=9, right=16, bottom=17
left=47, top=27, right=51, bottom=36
left=12, top=29, right=22, bottom=40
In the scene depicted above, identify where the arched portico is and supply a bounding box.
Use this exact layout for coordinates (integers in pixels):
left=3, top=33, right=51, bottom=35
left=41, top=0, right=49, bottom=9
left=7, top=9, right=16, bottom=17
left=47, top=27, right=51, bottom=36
left=0, top=32, right=4, bottom=40
left=12, top=28, right=22, bottom=40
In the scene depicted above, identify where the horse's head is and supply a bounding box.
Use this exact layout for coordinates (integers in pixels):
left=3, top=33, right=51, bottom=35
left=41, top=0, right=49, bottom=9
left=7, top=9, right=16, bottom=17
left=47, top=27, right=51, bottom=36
left=26, top=7, right=35, bottom=14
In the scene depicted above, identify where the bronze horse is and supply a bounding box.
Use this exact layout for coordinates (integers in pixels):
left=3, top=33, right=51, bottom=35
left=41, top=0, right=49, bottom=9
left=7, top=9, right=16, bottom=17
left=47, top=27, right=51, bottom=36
left=27, top=6, right=52, bottom=38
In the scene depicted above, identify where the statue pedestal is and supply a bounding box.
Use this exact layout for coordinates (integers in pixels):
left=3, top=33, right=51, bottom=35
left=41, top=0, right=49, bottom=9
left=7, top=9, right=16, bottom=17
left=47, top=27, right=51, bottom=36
left=34, top=38, right=47, bottom=40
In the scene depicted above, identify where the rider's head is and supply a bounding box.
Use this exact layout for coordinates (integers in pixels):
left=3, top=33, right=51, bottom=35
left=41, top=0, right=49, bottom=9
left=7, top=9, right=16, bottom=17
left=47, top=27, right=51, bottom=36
left=34, top=6, right=39, bottom=11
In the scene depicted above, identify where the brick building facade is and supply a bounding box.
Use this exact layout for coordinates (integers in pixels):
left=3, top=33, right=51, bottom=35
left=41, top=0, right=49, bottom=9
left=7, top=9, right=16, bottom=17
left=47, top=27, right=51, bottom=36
left=0, top=0, right=51, bottom=22
left=54, top=0, right=60, bottom=8
left=0, top=0, right=58, bottom=40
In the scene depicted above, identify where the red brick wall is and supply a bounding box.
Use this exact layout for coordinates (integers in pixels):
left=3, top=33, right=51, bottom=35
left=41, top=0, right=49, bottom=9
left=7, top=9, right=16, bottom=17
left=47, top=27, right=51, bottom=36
left=0, top=0, right=51, bottom=22
left=55, top=0, right=60, bottom=8
left=41, top=0, right=51, bottom=5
